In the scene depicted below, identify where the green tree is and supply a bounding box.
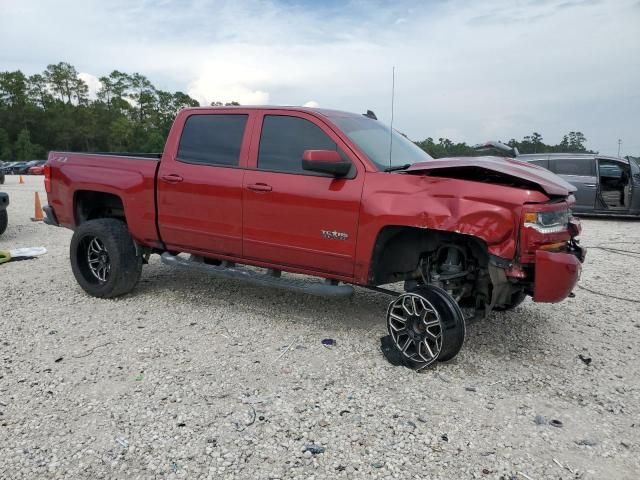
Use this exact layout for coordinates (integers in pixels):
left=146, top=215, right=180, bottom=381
left=0, top=71, right=28, bottom=108
left=27, top=74, right=53, bottom=109
left=14, top=128, right=36, bottom=160
left=0, top=128, right=12, bottom=160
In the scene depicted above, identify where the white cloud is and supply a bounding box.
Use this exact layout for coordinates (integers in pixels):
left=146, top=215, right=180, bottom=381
left=1, top=0, right=639, bottom=155
left=78, top=72, right=101, bottom=100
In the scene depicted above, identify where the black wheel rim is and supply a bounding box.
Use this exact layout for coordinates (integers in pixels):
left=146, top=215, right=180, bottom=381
left=387, top=293, right=443, bottom=367
left=81, top=236, right=110, bottom=283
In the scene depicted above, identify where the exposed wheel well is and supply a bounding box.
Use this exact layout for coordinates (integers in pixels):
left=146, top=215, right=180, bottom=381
left=369, top=226, right=490, bottom=285
left=75, top=191, right=125, bottom=225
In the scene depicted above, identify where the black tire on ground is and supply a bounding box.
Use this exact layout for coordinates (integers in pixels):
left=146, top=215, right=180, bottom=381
left=493, top=290, right=527, bottom=311
left=386, top=284, right=466, bottom=369
left=0, top=210, right=7, bottom=235
left=70, top=218, right=142, bottom=298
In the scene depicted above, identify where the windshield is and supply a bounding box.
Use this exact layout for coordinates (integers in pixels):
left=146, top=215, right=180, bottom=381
left=326, top=113, right=433, bottom=170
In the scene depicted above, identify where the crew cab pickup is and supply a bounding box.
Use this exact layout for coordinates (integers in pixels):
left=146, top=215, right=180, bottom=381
left=44, top=106, right=585, bottom=368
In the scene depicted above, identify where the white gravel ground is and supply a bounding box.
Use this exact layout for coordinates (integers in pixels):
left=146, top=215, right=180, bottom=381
left=1, top=175, right=639, bottom=479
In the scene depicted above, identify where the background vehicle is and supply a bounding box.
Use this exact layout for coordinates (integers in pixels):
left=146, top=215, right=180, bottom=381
left=519, top=153, right=640, bottom=216
left=2, top=162, right=27, bottom=175
left=0, top=162, right=4, bottom=184
left=0, top=192, right=8, bottom=235
left=17, top=160, right=44, bottom=175
left=44, top=106, right=585, bottom=368
left=28, top=160, right=47, bottom=175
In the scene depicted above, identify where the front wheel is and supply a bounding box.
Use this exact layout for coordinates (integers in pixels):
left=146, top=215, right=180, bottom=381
left=386, top=285, right=466, bottom=369
left=70, top=219, right=142, bottom=298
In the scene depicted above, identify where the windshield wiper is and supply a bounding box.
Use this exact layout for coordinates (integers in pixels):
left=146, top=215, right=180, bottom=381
left=384, top=163, right=411, bottom=172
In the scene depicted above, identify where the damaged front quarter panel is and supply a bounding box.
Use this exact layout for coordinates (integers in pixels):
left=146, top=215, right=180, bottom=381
left=354, top=171, right=551, bottom=283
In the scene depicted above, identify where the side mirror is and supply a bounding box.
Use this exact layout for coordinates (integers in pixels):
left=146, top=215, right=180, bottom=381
left=302, top=150, right=350, bottom=177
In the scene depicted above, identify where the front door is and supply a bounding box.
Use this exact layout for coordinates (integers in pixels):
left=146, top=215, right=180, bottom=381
left=242, top=112, right=364, bottom=277
left=157, top=111, right=253, bottom=257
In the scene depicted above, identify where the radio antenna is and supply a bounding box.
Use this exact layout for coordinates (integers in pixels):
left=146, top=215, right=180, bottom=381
left=389, top=66, right=395, bottom=167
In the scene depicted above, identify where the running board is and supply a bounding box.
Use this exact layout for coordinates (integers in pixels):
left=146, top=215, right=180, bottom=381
left=160, top=253, right=354, bottom=298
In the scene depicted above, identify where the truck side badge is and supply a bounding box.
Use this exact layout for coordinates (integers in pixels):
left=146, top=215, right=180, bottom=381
left=322, top=230, right=349, bottom=241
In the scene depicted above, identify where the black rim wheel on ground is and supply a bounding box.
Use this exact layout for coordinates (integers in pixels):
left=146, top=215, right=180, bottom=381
left=386, top=284, right=466, bottom=369
left=70, top=218, right=142, bottom=298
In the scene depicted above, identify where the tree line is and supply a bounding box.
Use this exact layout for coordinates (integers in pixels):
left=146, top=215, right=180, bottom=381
left=417, top=131, right=595, bottom=159
left=1, top=62, right=596, bottom=161
left=0, top=62, right=203, bottom=160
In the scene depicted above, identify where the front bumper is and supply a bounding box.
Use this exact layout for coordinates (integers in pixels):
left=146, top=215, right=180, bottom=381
left=533, top=247, right=585, bottom=302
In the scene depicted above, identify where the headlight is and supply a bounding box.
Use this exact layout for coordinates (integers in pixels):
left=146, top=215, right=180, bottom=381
left=524, top=209, right=570, bottom=233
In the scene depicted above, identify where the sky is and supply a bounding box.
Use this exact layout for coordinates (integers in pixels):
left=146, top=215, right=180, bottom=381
left=1, top=0, right=639, bottom=155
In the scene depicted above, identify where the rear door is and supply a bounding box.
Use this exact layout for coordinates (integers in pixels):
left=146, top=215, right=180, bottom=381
left=242, top=111, right=365, bottom=277
left=157, top=110, right=254, bottom=257
left=549, top=158, right=597, bottom=209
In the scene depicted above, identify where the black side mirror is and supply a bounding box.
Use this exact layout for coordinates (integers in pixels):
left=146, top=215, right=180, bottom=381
left=302, top=150, right=350, bottom=177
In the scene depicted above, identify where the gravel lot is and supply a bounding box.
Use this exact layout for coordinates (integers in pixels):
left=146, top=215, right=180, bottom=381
left=1, top=175, right=639, bottom=479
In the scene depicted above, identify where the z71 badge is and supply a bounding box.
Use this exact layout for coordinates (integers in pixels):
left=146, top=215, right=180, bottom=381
left=321, top=230, right=349, bottom=241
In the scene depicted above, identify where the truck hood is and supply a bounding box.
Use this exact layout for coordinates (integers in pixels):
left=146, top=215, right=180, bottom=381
left=406, top=156, right=576, bottom=197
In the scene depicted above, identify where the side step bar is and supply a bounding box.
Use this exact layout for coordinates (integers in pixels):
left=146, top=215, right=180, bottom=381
left=160, top=253, right=354, bottom=298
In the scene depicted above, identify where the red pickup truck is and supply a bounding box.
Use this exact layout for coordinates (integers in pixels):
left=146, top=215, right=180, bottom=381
left=44, top=106, right=585, bottom=367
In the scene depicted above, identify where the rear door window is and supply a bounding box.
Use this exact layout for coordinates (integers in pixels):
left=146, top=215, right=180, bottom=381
left=551, top=159, right=595, bottom=176
left=177, top=114, right=248, bottom=167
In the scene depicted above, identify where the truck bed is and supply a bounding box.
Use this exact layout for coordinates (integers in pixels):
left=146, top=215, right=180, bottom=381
left=46, top=151, right=162, bottom=248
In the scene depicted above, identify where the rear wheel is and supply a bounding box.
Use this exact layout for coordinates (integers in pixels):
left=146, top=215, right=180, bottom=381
left=70, top=219, right=142, bottom=298
left=0, top=210, right=7, bottom=235
left=386, top=285, right=465, bottom=369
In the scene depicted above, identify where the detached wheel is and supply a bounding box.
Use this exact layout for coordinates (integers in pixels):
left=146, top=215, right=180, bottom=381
left=494, top=290, right=527, bottom=311
left=0, top=210, right=7, bottom=235
left=70, top=218, right=142, bottom=298
left=387, top=285, right=465, bottom=369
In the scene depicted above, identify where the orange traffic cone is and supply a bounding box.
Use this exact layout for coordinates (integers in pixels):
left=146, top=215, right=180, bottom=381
left=19, top=175, right=25, bottom=184
left=31, top=192, right=44, bottom=222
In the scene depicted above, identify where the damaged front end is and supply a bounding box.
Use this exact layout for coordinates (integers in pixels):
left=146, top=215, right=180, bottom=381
left=408, top=156, right=586, bottom=304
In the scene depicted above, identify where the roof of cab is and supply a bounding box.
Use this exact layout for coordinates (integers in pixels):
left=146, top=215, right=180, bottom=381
left=179, top=105, right=361, bottom=119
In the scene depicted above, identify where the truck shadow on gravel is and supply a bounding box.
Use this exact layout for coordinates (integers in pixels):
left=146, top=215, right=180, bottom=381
left=133, top=264, right=551, bottom=356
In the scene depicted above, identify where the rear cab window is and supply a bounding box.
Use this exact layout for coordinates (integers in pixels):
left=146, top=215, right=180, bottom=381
left=177, top=114, right=248, bottom=167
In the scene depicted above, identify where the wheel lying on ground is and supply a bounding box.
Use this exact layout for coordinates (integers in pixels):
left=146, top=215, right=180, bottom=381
left=0, top=210, right=7, bottom=236
left=386, top=285, right=466, bottom=369
left=493, top=290, right=527, bottom=311
left=70, top=218, right=142, bottom=298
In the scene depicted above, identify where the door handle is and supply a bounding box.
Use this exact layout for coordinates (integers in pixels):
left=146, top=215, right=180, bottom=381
left=584, top=183, right=597, bottom=188
left=247, top=183, right=272, bottom=192
left=161, top=174, right=183, bottom=184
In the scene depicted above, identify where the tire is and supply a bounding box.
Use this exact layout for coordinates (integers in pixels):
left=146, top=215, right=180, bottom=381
left=0, top=210, right=7, bottom=236
left=386, top=284, right=466, bottom=369
left=70, top=218, right=142, bottom=298
left=494, top=290, right=527, bottom=311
